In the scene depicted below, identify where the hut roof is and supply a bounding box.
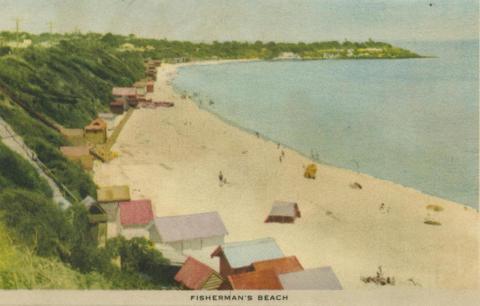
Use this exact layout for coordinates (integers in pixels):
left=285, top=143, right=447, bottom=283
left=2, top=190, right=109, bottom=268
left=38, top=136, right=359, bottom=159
left=153, top=212, right=227, bottom=243
left=211, top=238, right=284, bottom=269
left=174, top=257, right=218, bottom=290
left=110, top=99, right=126, bottom=106
left=85, top=118, right=107, bottom=131
left=60, top=146, right=90, bottom=158
left=278, top=267, right=342, bottom=290
left=119, top=200, right=154, bottom=226
left=269, top=201, right=298, bottom=217
left=112, top=87, right=137, bottom=97
left=60, top=128, right=84, bottom=137
left=228, top=269, right=283, bottom=290
left=97, top=185, right=131, bottom=203
left=252, top=256, right=303, bottom=275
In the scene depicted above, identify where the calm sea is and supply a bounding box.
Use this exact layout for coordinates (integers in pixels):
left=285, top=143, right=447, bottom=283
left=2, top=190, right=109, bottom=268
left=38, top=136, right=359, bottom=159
left=173, top=41, right=479, bottom=208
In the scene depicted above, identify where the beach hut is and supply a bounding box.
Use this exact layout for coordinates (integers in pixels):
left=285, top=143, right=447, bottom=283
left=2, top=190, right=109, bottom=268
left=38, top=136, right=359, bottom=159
left=226, top=256, right=304, bottom=290
left=81, top=195, right=107, bottom=223
left=60, top=128, right=85, bottom=146
left=278, top=267, right=343, bottom=290
left=146, top=81, right=154, bottom=93
left=133, top=81, right=146, bottom=89
left=265, top=201, right=301, bottom=223
left=84, top=118, right=107, bottom=144
left=118, top=199, right=155, bottom=239
left=252, top=256, right=303, bottom=275
left=112, top=87, right=138, bottom=106
left=227, top=269, right=283, bottom=290
left=98, top=112, right=117, bottom=132
left=59, top=146, right=94, bottom=170
left=174, top=257, right=224, bottom=290
left=149, top=212, right=228, bottom=252
left=211, top=238, right=284, bottom=278
left=96, top=185, right=131, bottom=238
left=110, top=98, right=127, bottom=114
left=304, top=164, right=317, bottom=179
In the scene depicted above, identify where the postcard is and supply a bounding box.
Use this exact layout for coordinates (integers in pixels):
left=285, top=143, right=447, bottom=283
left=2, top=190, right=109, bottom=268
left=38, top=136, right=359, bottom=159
left=0, top=1, right=478, bottom=305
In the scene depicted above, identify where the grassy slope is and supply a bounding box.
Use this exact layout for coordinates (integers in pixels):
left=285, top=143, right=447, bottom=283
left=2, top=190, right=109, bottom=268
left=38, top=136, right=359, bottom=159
left=0, top=143, right=112, bottom=289
left=0, top=223, right=112, bottom=289
left=0, top=97, right=96, bottom=200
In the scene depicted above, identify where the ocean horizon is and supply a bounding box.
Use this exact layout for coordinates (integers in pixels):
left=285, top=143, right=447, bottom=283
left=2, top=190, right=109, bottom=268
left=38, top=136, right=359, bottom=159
left=173, top=40, right=479, bottom=208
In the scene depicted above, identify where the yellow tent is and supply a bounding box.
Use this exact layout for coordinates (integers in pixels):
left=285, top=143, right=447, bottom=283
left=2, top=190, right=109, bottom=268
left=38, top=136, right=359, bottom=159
left=304, top=164, right=317, bottom=179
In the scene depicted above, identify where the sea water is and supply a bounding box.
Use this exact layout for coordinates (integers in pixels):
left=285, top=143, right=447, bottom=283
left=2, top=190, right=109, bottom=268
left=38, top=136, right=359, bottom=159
left=173, top=41, right=478, bottom=208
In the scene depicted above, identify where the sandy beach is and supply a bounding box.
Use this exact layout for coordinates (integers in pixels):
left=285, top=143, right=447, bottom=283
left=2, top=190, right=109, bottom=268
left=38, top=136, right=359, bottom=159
left=94, top=61, right=479, bottom=289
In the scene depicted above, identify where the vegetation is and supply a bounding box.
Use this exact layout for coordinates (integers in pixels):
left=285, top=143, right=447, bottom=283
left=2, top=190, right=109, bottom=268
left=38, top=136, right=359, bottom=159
left=0, top=142, right=51, bottom=197
left=0, top=189, right=175, bottom=289
left=0, top=31, right=422, bottom=289
left=0, top=223, right=111, bottom=289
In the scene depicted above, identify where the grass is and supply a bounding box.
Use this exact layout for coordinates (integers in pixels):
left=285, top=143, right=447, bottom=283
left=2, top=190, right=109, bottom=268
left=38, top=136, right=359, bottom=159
left=0, top=222, right=112, bottom=289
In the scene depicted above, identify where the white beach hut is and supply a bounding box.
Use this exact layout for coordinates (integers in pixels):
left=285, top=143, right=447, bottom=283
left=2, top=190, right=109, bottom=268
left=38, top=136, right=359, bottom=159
left=149, top=212, right=228, bottom=252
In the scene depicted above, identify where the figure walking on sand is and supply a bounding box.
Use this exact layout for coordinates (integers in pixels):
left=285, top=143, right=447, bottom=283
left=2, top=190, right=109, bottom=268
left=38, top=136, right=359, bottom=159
left=218, top=171, right=228, bottom=186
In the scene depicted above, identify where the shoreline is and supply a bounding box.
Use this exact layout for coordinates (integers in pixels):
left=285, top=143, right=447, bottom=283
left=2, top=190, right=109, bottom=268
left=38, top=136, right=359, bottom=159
left=171, top=60, right=474, bottom=209
left=94, top=60, right=478, bottom=289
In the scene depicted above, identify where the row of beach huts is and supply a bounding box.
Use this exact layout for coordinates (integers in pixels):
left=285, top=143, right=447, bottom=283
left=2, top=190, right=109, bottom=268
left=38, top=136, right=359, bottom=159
left=82, top=183, right=342, bottom=290
left=58, top=59, right=173, bottom=168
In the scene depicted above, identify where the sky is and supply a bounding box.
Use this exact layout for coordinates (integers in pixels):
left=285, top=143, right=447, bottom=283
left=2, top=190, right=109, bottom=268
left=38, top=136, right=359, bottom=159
left=0, top=0, right=477, bottom=42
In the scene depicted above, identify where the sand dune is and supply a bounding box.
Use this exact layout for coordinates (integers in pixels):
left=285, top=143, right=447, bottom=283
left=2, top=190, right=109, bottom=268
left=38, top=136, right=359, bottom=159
left=94, top=62, right=478, bottom=289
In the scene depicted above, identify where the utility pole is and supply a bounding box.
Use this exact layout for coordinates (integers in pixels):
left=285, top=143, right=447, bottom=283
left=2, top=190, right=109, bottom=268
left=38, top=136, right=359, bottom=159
left=15, top=17, right=22, bottom=48
left=47, top=21, right=54, bottom=34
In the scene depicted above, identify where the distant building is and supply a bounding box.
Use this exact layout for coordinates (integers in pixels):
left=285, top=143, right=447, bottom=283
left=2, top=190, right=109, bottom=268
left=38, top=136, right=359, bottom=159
left=211, top=238, right=284, bottom=278
left=149, top=212, right=228, bottom=252
left=84, top=118, right=107, bottom=144
left=278, top=267, right=342, bottom=290
left=174, top=257, right=224, bottom=290
left=265, top=201, right=301, bottom=223
left=276, top=52, right=301, bottom=60
left=118, top=199, right=155, bottom=239
left=59, top=146, right=93, bottom=170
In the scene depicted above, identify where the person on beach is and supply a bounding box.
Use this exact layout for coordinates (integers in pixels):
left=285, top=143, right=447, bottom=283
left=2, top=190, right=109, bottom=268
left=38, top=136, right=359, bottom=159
left=218, top=171, right=224, bottom=186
